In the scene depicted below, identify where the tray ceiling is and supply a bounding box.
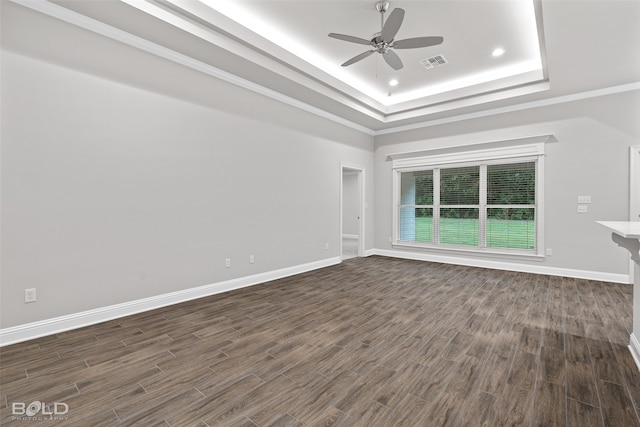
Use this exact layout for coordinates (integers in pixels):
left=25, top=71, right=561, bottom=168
left=5, top=0, right=640, bottom=133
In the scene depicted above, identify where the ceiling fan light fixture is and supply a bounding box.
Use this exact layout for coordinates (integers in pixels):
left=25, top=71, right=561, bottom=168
left=328, top=2, right=444, bottom=71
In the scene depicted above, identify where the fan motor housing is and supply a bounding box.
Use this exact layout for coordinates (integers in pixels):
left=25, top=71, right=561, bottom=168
left=370, top=33, right=391, bottom=53
left=371, top=34, right=384, bottom=44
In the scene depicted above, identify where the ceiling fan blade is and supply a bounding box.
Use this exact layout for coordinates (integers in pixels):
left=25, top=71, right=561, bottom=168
left=381, top=8, right=405, bottom=41
left=342, top=50, right=375, bottom=67
left=383, top=49, right=403, bottom=70
left=393, top=36, right=444, bottom=49
left=328, top=33, right=372, bottom=46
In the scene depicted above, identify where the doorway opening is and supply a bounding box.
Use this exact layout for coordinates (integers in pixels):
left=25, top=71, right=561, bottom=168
left=341, top=164, right=365, bottom=260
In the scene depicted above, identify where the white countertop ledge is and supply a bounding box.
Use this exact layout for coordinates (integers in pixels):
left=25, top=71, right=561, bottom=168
left=597, top=221, right=640, bottom=239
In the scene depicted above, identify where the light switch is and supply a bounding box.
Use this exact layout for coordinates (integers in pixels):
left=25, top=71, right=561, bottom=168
left=577, top=196, right=591, bottom=204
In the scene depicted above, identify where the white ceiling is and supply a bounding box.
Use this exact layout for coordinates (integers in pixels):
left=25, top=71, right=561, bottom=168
left=7, top=0, right=640, bottom=133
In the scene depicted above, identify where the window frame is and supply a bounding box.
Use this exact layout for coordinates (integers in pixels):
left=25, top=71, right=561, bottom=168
left=392, top=143, right=545, bottom=259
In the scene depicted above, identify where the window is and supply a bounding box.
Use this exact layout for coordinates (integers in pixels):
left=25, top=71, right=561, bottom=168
left=393, top=143, right=544, bottom=256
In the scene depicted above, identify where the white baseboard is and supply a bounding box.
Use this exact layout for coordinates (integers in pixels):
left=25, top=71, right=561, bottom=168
left=0, top=257, right=341, bottom=347
left=630, top=333, right=640, bottom=373
left=1, top=251, right=629, bottom=347
left=372, top=249, right=631, bottom=284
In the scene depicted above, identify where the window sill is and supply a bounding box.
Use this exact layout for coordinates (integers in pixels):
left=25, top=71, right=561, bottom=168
left=392, top=242, right=545, bottom=262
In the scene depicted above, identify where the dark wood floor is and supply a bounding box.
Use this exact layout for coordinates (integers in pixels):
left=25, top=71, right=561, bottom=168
left=1, top=256, right=640, bottom=426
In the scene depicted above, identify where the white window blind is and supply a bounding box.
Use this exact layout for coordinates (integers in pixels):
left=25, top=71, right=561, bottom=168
left=439, top=166, right=480, bottom=247
left=486, top=162, right=536, bottom=250
left=399, top=171, right=433, bottom=243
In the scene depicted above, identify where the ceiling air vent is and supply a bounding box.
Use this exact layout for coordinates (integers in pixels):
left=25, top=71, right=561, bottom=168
left=419, top=54, right=448, bottom=69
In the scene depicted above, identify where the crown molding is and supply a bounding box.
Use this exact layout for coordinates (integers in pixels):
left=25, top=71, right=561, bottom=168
left=9, top=0, right=376, bottom=135
left=375, top=82, right=640, bottom=136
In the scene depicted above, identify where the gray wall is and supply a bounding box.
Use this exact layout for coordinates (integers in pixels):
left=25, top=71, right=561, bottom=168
left=375, top=90, right=640, bottom=276
left=0, top=47, right=374, bottom=328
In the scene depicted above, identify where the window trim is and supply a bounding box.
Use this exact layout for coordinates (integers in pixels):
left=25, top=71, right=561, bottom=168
left=392, top=143, right=545, bottom=258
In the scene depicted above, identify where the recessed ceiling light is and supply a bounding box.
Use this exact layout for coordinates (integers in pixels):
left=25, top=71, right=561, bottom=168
left=492, top=47, right=506, bottom=57
left=389, top=79, right=399, bottom=87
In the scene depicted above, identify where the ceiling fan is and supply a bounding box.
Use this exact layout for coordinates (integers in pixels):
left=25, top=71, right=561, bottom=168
left=328, top=1, right=444, bottom=71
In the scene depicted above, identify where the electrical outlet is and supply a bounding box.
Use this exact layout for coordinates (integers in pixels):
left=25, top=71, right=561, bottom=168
left=325, top=243, right=329, bottom=250
left=577, top=205, right=588, bottom=213
left=249, top=255, right=254, bottom=264
left=25, top=288, right=37, bottom=303
left=546, top=248, right=553, bottom=256
left=225, top=258, right=231, bottom=268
